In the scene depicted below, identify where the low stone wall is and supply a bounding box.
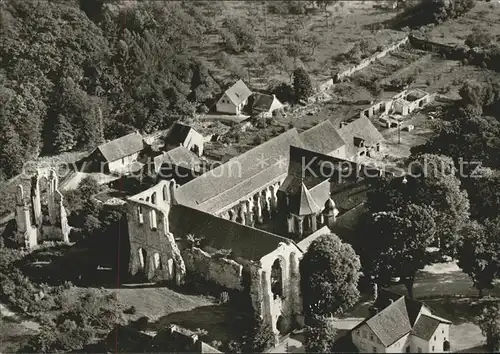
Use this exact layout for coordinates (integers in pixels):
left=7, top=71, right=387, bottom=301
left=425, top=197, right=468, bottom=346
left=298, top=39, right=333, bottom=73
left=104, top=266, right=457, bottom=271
left=182, top=247, right=244, bottom=291
left=335, top=36, right=410, bottom=82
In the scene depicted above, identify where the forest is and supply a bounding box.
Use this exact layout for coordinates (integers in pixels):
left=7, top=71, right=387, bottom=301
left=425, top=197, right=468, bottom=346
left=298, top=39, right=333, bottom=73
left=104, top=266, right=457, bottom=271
left=0, top=0, right=224, bottom=180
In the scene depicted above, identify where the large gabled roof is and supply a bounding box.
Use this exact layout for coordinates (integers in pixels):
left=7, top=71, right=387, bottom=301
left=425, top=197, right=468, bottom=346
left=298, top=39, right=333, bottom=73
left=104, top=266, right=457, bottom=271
left=337, top=116, right=384, bottom=146
left=300, top=120, right=346, bottom=155
left=174, top=129, right=303, bottom=213
left=224, top=79, right=252, bottom=106
left=365, top=296, right=413, bottom=347
left=96, top=132, right=144, bottom=162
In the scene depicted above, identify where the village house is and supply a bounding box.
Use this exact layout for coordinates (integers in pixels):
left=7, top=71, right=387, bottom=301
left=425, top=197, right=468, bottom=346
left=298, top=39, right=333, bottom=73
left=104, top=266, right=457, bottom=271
left=299, top=120, right=348, bottom=159
left=164, top=122, right=205, bottom=157
left=216, top=79, right=252, bottom=115
left=338, top=116, right=385, bottom=158
left=352, top=290, right=452, bottom=353
left=86, top=132, right=145, bottom=175
left=251, top=93, right=284, bottom=118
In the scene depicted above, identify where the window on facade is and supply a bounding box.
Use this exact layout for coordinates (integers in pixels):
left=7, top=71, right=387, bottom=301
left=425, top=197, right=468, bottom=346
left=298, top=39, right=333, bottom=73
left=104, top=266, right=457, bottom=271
left=372, top=346, right=377, bottom=353
left=270, top=259, right=284, bottom=299
left=369, top=334, right=374, bottom=341
left=442, top=329, right=444, bottom=334
left=122, top=157, right=125, bottom=164
left=153, top=253, right=162, bottom=270
left=362, top=331, right=367, bottom=339
left=432, top=346, right=435, bottom=351
left=418, top=348, right=422, bottom=353
left=434, top=336, right=436, bottom=341
left=406, top=346, right=410, bottom=353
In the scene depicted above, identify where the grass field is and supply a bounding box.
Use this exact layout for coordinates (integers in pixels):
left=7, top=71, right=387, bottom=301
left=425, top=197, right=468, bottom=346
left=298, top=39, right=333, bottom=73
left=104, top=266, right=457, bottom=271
left=425, top=1, right=500, bottom=46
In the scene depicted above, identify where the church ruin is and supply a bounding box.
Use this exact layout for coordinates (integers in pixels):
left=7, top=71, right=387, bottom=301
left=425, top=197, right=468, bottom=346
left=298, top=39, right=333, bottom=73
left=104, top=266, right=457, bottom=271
left=15, top=169, right=71, bottom=249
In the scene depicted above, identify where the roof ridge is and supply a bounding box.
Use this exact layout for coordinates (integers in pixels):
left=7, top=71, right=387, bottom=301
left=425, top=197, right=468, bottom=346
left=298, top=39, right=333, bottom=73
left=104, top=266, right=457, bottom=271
left=197, top=165, right=285, bottom=209
left=177, top=129, right=299, bottom=192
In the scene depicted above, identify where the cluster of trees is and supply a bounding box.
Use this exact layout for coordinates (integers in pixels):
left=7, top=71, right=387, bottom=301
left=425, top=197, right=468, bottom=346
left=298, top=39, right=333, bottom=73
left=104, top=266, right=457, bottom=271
left=0, top=0, right=222, bottom=180
left=357, top=154, right=470, bottom=297
left=0, top=247, right=121, bottom=353
left=393, top=0, right=475, bottom=28
left=22, top=290, right=121, bottom=353
left=300, top=234, right=361, bottom=351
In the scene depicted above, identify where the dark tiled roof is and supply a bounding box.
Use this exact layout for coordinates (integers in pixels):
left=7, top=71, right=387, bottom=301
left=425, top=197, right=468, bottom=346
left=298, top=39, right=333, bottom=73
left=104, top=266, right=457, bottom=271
left=412, top=315, right=441, bottom=341
left=174, top=129, right=303, bottom=213
left=374, top=289, right=423, bottom=327
left=337, top=116, right=384, bottom=147
left=352, top=290, right=451, bottom=347
left=104, top=325, right=152, bottom=353
left=252, top=93, right=274, bottom=113
left=154, top=146, right=202, bottom=173
left=225, top=79, right=252, bottom=106
left=169, top=205, right=299, bottom=261
left=252, top=93, right=282, bottom=113
left=165, top=122, right=194, bottom=146
left=365, top=296, right=412, bottom=346
left=146, top=325, right=221, bottom=353
left=300, top=120, right=346, bottom=155
left=97, top=132, right=144, bottom=162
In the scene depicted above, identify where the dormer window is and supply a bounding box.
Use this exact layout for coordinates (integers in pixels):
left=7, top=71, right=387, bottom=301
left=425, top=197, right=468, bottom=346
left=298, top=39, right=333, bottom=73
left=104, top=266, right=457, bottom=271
left=353, top=137, right=365, bottom=148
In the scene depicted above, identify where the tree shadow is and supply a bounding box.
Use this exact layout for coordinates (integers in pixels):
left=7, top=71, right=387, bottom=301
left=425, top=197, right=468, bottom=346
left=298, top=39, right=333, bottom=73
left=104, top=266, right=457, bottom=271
left=149, top=303, right=251, bottom=344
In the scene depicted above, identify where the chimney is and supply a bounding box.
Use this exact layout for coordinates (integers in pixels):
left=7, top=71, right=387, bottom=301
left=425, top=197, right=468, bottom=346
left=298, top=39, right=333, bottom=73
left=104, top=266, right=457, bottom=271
left=190, top=334, right=198, bottom=344
left=169, top=324, right=177, bottom=333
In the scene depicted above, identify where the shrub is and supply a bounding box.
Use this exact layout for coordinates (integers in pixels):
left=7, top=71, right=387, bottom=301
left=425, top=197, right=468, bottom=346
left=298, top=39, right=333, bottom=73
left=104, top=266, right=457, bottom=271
left=465, top=26, right=493, bottom=48
left=124, top=306, right=136, bottom=315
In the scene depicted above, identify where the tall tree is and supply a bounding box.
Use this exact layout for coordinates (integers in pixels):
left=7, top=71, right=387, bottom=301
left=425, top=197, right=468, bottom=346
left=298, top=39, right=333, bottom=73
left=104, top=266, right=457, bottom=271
left=316, top=0, right=334, bottom=29
left=367, top=154, right=470, bottom=253
left=360, top=204, right=436, bottom=298
left=300, top=233, right=360, bottom=319
left=293, top=67, right=314, bottom=102
left=457, top=218, right=500, bottom=297
left=477, top=303, right=500, bottom=352
left=304, top=315, right=337, bottom=353
left=461, top=168, right=500, bottom=221
left=52, top=114, right=76, bottom=154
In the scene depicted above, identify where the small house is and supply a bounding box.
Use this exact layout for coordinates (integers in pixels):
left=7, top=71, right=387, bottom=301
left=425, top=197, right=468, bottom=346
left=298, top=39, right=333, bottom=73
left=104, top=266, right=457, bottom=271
left=216, top=79, right=252, bottom=115
left=87, top=132, right=145, bottom=175
left=251, top=93, right=284, bottom=118
left=164, top=122, right=204, bottom=157
left=337, top=117, right=385, bottom=158
left=351, top=290, right=452, bottom=353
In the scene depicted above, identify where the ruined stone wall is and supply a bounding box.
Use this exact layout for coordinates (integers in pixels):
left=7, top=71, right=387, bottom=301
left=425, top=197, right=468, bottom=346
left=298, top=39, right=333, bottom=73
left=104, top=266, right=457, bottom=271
left=182, top=247, right=244, bottom=291
left=14, top=169, right=70, bottom=249
left=127, top=180, right=186, bottom=284
left=335, top=36, right=410, bottom=81
left=258, top=242, right=304, bottom=336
